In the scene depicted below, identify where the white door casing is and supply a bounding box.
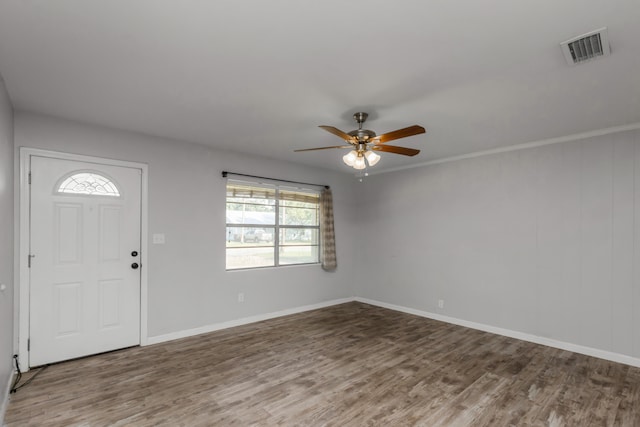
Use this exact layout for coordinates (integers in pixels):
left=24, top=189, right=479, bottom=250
left=21, top=151, right=148, bottom=367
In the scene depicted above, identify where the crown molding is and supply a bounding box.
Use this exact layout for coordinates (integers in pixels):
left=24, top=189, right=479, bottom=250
left=373, top=122, right=640, bottom=175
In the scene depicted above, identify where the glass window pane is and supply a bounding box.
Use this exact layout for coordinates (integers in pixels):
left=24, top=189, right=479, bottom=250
left=57, top=172, right=120, bottom=197
left=226, top=247, right=275, bottom=270
left=279, top=228, right=318, bottom=246
left=226, top=203, right=276, bottom=225
left=279, top=245, right=319, bottom=265
left=225, top=182, right=321, bottom=270
left=227, top=227, right=275, bottom=245
left=227, top=184, right=276, bottom=200
left=279, top=203, right=318, bottom=225
left=279, top=190, right=319, bottom=204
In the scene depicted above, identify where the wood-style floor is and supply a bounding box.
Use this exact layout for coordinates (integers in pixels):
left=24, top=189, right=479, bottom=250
left=5, top=302, right=640, bottom=426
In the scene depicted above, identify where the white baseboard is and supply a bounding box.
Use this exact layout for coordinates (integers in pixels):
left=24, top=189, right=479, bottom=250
left=145, top=295, right=640, bottom=368
left=0, top=370, right=15, bottom=426
left=355, top=297, right=640, bottom=368
left=146, top=297, right=356, bottom=345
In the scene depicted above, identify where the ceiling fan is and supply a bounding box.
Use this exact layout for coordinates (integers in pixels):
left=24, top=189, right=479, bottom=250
left=295, top=112, right=425, bottom=169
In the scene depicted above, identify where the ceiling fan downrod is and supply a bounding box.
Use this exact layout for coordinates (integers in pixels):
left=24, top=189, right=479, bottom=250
left=349, top=112, right=376, bottom=142
left=353, top=112, right=368, bottom=129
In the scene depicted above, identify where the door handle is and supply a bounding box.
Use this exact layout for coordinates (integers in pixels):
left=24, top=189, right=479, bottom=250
left=131, top=262, right=139, bottom=270
left=131, top=251, right=138, bottom=257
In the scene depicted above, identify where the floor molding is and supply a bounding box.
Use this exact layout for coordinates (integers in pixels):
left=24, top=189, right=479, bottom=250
left=8, top=302, right=638, bottom=425
left=355, top=297, right=640, bottom=368
left=146, top=295, right=640, bottom=368
left=1, top=370, right=15, bottom=426
left=146, top=297, right=356, bottom=345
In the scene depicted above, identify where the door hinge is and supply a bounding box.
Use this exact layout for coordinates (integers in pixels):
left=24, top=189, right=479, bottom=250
left=27, top=339, right=30, bottom=351
left=28, top=254, right=35, bottom=268
left=28, top=171, right=31, bottom=184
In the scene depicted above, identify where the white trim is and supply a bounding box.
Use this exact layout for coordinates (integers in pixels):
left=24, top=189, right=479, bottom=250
left=147, top=297, right=355, bottom=345
left=139, top=168, right=149, bottom=346
left=373, top=122, right=640, bottom=175
left=100, top=289, right=640, bottom=368
left=17, top=147, right=150, bottom=370
left=355, top=297, right=640, bottom=368
left=0, top=369, right=15, bottom=425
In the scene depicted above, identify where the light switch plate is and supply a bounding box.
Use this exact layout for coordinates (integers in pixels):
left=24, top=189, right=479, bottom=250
left=152, top=233, right=165, bottom=244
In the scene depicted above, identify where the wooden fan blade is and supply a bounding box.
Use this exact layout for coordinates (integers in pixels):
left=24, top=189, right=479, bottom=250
left=374, top=125, right=425, bottom=144
left=319, top=126, right=356, bottom=143
left=372, top=144, right=420, bottom=156
left=294, top=145, right=352, bottom=152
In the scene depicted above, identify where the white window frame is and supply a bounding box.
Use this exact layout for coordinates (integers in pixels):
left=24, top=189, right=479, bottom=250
left=225, top=180, right=320, bottom=270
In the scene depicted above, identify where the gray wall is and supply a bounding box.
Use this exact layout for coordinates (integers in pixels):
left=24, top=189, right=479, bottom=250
left=0, top=76, right=14, bottom=409
left=13, top=110, right=640, bottom=365
left=14, top=112, right=358, bottom=338
left=357, top=129, right=640, bottom=358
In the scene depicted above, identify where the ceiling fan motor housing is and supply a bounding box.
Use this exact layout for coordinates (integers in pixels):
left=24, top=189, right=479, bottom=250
left=348, top=129, right=377, bottom=142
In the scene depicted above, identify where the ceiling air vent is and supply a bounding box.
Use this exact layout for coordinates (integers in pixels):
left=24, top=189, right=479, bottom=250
left=560, top=27, right=610, bottom=65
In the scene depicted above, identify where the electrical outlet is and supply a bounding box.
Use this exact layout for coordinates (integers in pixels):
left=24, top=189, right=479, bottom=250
left=438, top=299, right=444, bottom=309
left=238, top=293, right=245, bottom=303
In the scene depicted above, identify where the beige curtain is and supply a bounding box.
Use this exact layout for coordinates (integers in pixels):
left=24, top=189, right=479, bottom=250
left=320, top=187, right=337, bottom=271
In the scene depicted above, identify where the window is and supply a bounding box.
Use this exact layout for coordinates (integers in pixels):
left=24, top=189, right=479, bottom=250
left=226, top=181, right=320, bottom=270
left=57, top=172, right=120, bottom=197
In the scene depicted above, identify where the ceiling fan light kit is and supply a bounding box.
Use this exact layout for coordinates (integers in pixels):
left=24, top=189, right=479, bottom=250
left=342, top=150, right=357, bottom=166
left=343, top=148, right=380, bottom=169
left=295, top=112, right=426, bottom=170
left=364, top=150, right=380, bottom=166
left=353, top=153, right=366, bottom=170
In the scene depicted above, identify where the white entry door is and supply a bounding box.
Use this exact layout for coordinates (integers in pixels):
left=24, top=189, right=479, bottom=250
left=29, top=155, right=142, bottom=366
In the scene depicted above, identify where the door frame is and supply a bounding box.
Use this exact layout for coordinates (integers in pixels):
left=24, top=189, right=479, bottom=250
left=17, top=147, right=149, bottom=370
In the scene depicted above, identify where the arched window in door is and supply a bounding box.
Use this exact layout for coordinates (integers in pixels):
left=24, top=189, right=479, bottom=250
left=56, top=171, right=121, bottom=197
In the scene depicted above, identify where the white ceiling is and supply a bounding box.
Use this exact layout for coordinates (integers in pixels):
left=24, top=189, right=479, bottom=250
left=1, top=0, right=639, bottom=173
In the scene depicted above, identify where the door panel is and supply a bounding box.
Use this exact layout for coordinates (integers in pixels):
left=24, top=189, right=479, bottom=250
left=54, top=203, right=83, bottom=264
left=30, top=156, right=142, bottom=366
left=54, top=282, right=82, bottom=336
left=98, top=279, right=123, bottom=329
left=99, top=206, right=122, bottom=261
